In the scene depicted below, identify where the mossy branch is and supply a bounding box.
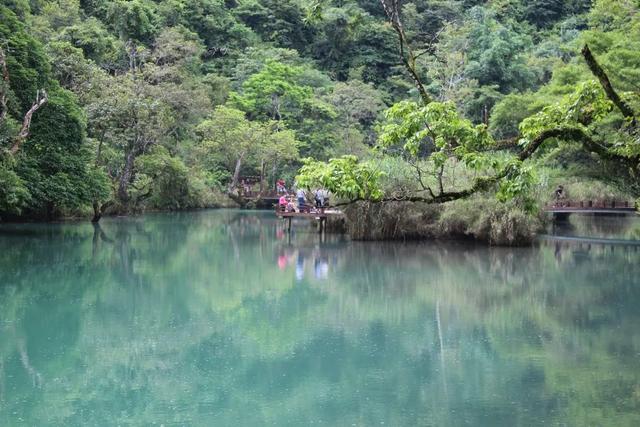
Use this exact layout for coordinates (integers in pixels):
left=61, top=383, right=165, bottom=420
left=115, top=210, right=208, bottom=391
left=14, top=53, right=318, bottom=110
left=339, top=127, right=632, bottom=206
left=581, top=44, right=636, bottom=122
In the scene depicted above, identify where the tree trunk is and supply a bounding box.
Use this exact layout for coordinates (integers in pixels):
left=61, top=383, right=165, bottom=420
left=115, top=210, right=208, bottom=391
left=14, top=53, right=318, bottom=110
left=118, top=150, right=136, bottom=204
left=271, top=94, right=282, bottom=121
left=259, top=159, right=265, bottom=195
left=92, top=201, right=102, bottom=223
left=0, top=47, right=9, bottom=123
left=91, top=200, right=113, bottom=223
left=272, top=160, right=277, bottom=192
left=229, top=157, right=243, bottom=191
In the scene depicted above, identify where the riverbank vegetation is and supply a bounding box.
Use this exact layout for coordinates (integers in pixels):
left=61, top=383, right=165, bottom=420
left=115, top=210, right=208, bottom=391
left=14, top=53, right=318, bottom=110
left=1, top=0, right=639, bottom=243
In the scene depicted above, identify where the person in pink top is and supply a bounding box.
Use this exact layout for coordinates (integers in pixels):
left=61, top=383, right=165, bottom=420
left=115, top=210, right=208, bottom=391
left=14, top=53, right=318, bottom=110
left=278, top=194, right=287, bottom=211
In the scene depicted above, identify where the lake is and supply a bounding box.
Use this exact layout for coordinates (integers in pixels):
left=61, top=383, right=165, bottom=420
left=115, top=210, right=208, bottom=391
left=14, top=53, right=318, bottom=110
left=1, top=210, right=639, bottom=426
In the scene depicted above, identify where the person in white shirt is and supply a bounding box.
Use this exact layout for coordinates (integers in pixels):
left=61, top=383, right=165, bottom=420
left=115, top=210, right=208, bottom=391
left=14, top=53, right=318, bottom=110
left=296, top=188, right=306, bottom=211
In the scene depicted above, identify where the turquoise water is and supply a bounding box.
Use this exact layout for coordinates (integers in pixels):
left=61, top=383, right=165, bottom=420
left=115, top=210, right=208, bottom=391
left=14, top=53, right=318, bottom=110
left=1, top=210, right=640, bottom=426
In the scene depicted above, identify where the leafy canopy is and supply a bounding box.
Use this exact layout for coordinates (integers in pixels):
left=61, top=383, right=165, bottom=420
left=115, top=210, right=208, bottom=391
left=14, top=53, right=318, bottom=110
left=296, top=155, right=384, bottom=201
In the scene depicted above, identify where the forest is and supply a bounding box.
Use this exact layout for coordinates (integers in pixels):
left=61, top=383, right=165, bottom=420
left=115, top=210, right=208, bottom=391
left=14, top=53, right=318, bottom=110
left=1, top=0, right=639, bottom=243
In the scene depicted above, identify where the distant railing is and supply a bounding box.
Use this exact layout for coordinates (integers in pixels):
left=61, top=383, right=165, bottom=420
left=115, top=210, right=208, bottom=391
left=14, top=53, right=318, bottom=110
left=240, top=190, right=280, bottom=199
left=544, top=200, right=636, bottom=211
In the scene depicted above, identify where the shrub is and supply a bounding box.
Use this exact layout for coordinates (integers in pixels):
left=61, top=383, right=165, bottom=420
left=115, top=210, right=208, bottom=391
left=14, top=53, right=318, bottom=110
left=342, top=196, right=542, bottom=245
left=438, top=198, right=542, bottom=245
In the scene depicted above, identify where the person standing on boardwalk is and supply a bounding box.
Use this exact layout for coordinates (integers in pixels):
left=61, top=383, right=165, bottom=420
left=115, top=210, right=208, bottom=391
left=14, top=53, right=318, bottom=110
left=296, top=188, right=306, bottom=211
left=554, top=185, right=565, bottom=207
left=278, top=194, right=288, bottom=211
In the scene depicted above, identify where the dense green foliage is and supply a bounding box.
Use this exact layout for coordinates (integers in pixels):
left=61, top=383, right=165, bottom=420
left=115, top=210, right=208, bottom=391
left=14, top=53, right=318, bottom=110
left=297, top=0, right=640, bottom=226
left=1, top=0, right=639, bottom=228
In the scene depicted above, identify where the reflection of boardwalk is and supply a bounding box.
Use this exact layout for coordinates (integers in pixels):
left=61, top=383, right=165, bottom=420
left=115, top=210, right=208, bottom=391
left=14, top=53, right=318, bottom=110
left=540, top=234, right=640, bottom=246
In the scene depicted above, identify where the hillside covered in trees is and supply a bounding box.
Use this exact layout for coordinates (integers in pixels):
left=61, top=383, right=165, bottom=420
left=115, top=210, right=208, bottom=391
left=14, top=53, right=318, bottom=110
left=1, top=0, right=639, bottom=241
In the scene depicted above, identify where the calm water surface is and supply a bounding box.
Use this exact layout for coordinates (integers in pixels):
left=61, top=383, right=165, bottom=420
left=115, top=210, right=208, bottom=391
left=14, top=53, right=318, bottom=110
left=1, top=210, right=639, bottom=426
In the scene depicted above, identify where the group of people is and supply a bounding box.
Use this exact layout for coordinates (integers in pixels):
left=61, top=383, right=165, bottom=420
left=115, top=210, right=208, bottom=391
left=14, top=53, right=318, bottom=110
left=278, top=187, right=330, bottom=213
left=276, top=179, right=287, bottom=194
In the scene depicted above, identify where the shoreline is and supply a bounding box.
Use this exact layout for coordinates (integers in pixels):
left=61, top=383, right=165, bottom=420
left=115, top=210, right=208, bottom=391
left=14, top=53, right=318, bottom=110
left=3, top=208, right=639, bottom=247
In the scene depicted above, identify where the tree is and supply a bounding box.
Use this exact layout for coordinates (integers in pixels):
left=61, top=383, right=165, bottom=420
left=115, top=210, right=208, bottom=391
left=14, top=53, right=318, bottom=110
left=80, top=27, right=210, bottom=215
left=308, top=5, right=363, bottom=80
left=524, top=0, right=567, bottom=29
left=327, top=80, right=386, bottom=153
left=106, top=0, right=158, bottom=43
left=230, top=60, right=313, bottom=122
left=297, top=155, right=385, bottom=201
left=234, top=0, right=313, bottom=52
left=296, top=0, right=640, bottom=209
left=195, top=105, right=299, bottom=192
left=132, top=145, right=198, bottom=209
left=230, top=59, right=337, bottom=158
left=464, top=7, right=536, bottom=94
left=1, top=6, right=101, bottom=219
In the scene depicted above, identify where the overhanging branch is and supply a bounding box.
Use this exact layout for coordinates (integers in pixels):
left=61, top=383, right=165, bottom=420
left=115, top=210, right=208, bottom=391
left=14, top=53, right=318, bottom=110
left=341, top=127, right=633, bottom=206
left=581, top=44, right=636, bottom=122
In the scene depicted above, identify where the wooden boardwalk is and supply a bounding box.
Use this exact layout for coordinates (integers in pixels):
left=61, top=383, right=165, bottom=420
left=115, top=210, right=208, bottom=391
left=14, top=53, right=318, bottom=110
left=275, top=209, right=343, bottom=232
left=544, top=200, right=636, bottom=215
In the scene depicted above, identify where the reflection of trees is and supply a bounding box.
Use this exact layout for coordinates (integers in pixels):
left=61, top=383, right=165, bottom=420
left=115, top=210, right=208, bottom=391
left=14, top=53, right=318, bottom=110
left=1, top=213, right=640, bottom=425
left=552, top=215, right=640, bottom=240
left=324, top=240, right=640, bottom=426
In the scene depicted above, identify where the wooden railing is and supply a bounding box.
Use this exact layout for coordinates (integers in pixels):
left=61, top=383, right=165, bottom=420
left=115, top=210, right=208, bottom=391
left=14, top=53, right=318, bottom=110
left=544, top=200, right=636, bottom=210
left=240, top=190, right=280, bottom=199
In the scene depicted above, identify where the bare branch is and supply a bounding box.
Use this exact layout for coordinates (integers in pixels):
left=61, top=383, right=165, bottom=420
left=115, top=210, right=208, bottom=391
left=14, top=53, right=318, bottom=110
left=407, top=157, right=436, bottom=198
left=379, top=0, right=432, bottom=105
left=10, top=89, right=48, bottom=155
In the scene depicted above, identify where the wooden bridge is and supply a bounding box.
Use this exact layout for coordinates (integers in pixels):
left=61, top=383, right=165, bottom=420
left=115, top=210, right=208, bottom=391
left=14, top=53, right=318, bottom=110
left=275, top=208, right=343, bottom=233
left=241, top=190, right=280, bottom=208
left=544, top=200, right=636, bottom=216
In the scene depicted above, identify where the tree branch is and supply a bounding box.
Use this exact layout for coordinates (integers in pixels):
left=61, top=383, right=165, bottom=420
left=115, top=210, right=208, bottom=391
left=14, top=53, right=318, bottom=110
left=0, top=46, right=9, bottom=123
left=518, top=126, right=631, bottom=162
left=407, top=157, right=436, bottom=198
left=9, top=90, right=48, bottom=155
left=380, top=0, right=432, bottom=106
left=341, top=127, right=633, bottom=207
left=581, top=44, right=636, bottom=122
left=438, top=128, right=636, bottom=202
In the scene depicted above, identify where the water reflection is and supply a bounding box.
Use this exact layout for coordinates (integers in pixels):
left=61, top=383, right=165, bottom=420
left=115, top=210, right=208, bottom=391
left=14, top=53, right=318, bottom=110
left=549, top=213, right=640, bottom=240
left=1, top=210, right=640, bottom=426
